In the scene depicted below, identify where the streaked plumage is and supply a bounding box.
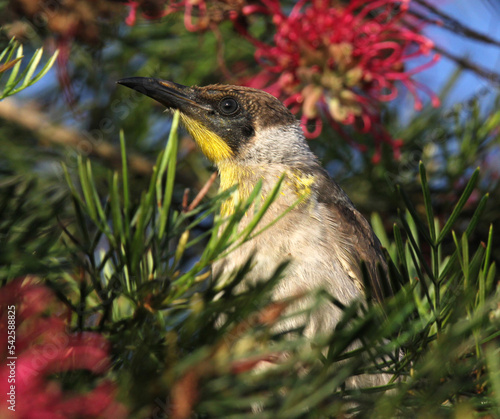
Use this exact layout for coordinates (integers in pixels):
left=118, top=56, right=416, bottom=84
left=117, top=78, right=389, bottom=371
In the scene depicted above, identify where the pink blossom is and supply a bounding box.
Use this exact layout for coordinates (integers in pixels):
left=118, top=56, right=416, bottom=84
left=242, top=0, right=440, bottom=159
left=0, top=278, right=127, bottom=419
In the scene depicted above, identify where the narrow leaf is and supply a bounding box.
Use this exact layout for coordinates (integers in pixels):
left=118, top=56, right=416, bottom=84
left=119, top=131, right=131, bottom=234
left=159, top=110, right=180, bottom=238
left=437, top=168, right=480, bottom=243
left=464, top=193, right=489, bottom=237
left=24, top=49, right=59, bottom=85
left=399, top=210, right=434, bottom=281
left=4, top=44, right=23, bottom=94
left=77, top=156, right=98, bottom=221
left=397, top=185, right=432, bottom=245
left=20, top=47, right=43, bottom=88
left=419, top=162, right=436, bottom=242
left=0, top=57, right=23, bottom=74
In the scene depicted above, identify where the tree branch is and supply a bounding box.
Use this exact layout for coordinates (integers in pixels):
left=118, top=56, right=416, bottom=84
left=0, top=98, right=153, bottom=176
left=411, top=0, right=500, bottom=48
left=432, top=44, right=500, bottom=86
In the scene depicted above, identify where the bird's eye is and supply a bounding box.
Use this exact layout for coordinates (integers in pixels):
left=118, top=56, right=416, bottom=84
left=219, top=97, right=239, bottom=115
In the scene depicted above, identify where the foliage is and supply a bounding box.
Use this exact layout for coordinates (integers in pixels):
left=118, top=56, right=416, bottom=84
left=1, top=117, right=498, bottom=416
left=0, top=37, right=58, bottom=100
left=0, top=0, right=499, bottom=417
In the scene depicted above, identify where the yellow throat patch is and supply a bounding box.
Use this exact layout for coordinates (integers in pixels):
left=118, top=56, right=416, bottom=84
left=180, top=114, right=233, bottom=163
left=217, top=165, right=316, bottom=217
left=218, top=162, right=253, bottom=216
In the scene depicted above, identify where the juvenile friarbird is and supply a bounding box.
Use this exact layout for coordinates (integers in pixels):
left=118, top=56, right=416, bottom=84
left=117, top=77, right=389, bottom=348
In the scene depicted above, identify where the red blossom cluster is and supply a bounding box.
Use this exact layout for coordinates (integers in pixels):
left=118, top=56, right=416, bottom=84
left=124, top=0, right=179, bottom=26
left=0, top=278, right=127, bottom=419
left=124, top=0, right=439, bottom=161
left=124, top=0, right=252, bottom=29
left=12, top=0, right=441, bottom=160
left=242, top=0, right=440, bottom=160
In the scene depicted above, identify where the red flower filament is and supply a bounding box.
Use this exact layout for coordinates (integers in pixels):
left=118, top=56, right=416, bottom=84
left=244, top=0, right=440, bottom=158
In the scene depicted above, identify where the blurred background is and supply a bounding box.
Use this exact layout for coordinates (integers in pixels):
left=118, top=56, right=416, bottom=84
left=1, top=1, right=500, bottom=417
left=1, top=0, right=499, bottom=256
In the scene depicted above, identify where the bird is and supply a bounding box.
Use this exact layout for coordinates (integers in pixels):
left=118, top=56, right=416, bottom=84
left=117, top=77, right=389, bottom=356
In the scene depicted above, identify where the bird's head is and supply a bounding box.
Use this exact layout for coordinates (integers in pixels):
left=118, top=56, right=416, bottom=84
left=117, top=77, right=316, bottom=169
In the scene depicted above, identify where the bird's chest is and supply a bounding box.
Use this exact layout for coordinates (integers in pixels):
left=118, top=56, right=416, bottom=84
left=212, top=197, right=324, bottom=291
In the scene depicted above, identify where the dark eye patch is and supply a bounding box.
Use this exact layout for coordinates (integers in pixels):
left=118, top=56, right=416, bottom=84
left=219, top=97, right=239, bottom=115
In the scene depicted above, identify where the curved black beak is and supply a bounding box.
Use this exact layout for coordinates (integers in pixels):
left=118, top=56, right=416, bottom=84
left=116, top=77, right=209, bottom=110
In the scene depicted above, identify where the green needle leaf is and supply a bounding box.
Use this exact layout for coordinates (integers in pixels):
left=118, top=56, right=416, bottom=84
left=419, top=162, right=436, bottom=243
left=437, top=168, right=480, bottom=244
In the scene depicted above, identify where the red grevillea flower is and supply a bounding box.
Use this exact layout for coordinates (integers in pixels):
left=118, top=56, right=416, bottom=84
left=0, top=278, right=128, bottom=419
left=242, top=0, right=440, bottom=160
left=121, top=0, right=439, bottom=161
left=125, top=0, right=184, bottom=26
left=124, top=0, right=251, bottom=29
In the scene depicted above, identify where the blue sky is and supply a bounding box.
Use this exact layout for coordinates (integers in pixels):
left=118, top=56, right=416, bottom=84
left=413, top=0, right=500, bottom=105
left=14, top=0, right=500, bottom=125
